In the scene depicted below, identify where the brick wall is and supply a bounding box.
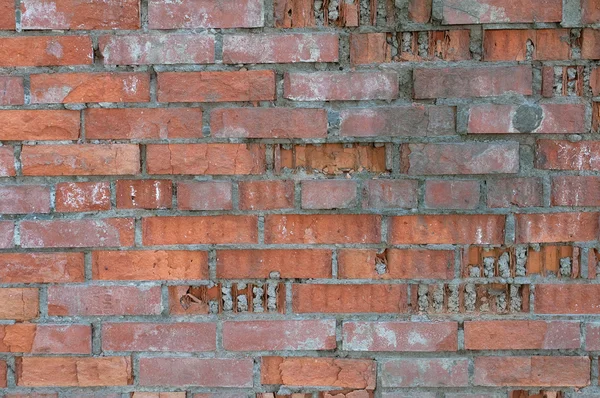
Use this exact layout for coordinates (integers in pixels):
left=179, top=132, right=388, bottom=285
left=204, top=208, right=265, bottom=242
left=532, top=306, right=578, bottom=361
left=0, top=0, right=599, bottom=396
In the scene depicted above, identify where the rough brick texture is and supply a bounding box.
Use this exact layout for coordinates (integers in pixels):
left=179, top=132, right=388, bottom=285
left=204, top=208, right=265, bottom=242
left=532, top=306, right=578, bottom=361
left=0, top=0, right=597, bottom=396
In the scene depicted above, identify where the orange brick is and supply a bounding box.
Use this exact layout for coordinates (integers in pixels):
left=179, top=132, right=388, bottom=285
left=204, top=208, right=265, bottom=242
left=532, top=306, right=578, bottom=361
left=338, top=249, right=454, bottom=279
left=30, top=73, right=150, bottom=103
left=0, top=36, right=92, bottom=67
left=86, top=108, right=203, bottom=140
left=146, top=144, right=266, bottom=175
left=157, top=71, right=275, bottom=102
left=21, top=0, right=139, bottom=29
left=474, top=356, right=589, bottom=386
left=0, top=324, right=91, bottom=354
left=388, top=214, right=505, bottom=244
left=265, top=214, right=381, bottom=244
left=350, top=33, right=390, bottom=65
left=216, top=249, right=332, bottom=279
left=142, top=216, right=258, bottom=245
left=16, top=357, right=132, bottom=387
left=292, top=284, right=408, bottom=313
left=21, top=144, right=140, bottom=176
left=0, top=252, right=84, bottom=283
left=0, top=288, right=39, bottom=320
left=92, top=250, right=208, bottom=281
left=261, top=357, right=376, bottom=389
left=238, top=180, right=295, bottom=210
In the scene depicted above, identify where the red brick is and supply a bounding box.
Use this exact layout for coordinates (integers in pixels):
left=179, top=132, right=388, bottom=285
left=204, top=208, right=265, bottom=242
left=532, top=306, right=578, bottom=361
left=0, top=252, right=84, bottom=283
left=0, top=36, right=92, bottom=67
left=424, top=180, right=480, bottom=209
left=362, top=180, right=418, bottom=209
left=21, top=144, right=140, bottom=176
left=349, top=33, right=390, bottom=65
left=177, top=181, right=232, bottom=210
left=483, top=29, right=570, bottom=61
left=0, top=221, right=14, bottom=248
left=468, top=104, right=587, bottom=134
left=515, top=213, right=599, bottom=243
left=302, top=180, right=357, bottom=209
left=284, top=72, right=398, bottom=101
left=585, top=323, right=600, bottom=350
left=0, top=76, right=23, bottom=105
left=92, top=250, right=208, bottom=281
left=238, top=180, right=295, bottom=210
left=103, top=323, right=216, bottom=352
left=583, top=0, right=600, bottom=23
left=0, top=0, right=13, bottom=29
left=552, top=176, right=600, bottom=206
left=389, top=214, right=505, bottom=244
left=30, top=73, right=150, bottom=103
left=0, top=109, right=79, bottom=140
left=473, top=356, right=590, bottom=386
left=265, top=214, right=381, bottom=244
left=211, top=107, right=327, bottom=139
left=340, top=105, right=456, bottom=137
left=402, top=142, right=519, bottom=175
left=292, top=284, right=407, bottom=313
left=146, top=144, right=266, bottom=175
left=149, top=0, right=263, bottom=28
left=536, top=140, right=600, bottom=170
left=99, top=34, right=214, bottom=65
left=0, top=288, right=38, bottom=320
left=582, top=29, right=600, bottom=59
left=223, top=320, right=336, bottom=351
left=48, top=285, right=161, bottom=316
left=413, top=66, right=532, bottom=99
left=536, top=284, right=600, bottom=314
left=116, top=179, right=172, bottom=209
left=142, top=216, right=258, bottom=245
left=138, top=357, right=253, bottom=387
left=338, top=249, right=454, bottom=279
left=157, top=71, right=275, bottom=102
left=343, top=321, right=458, bottom=351
left=274, top=0, right=316, bottom=27
left=380, top=358, right=468, bottom=387
left=0, top=324, right=90, bottom=354
left=409, top=0, right=432, bottom=22
left=464, top=321, right=580, bottom=350
left=21, top=0, right=139, bottom=29
left=0, top=145, right=15, bottom=176
left=20, top=218, right=135, bottom=248
left=223, top=33, right=338, bottom=63
left=261, top=357, right=375, bottom=389
left=55, top=182, right=111, bottom=212
left=16, top=357, right=132, bottom=387
left=0, top=360, right=7, bottom=386
left=279, top=143, right=388, bottom=174
left=442, top=0, right=562, bottom=23
left=217, top=249, right=332, bottom=279
left=487, top=177, right=543, bottom=208
left=0, top=185, right=50, bottom=214
left=86, top=108, right=203, bottom=140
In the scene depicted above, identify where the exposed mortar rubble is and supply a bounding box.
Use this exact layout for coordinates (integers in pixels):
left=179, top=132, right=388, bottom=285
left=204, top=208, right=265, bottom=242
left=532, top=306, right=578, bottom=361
left=391, top=30, right=470, bottom=61
left=546, top=66, right=585, bottom=96
left=172, top=282, right=286, bottom=314
left=462, top=245, right=583, bottom=279
left=411, top=283, right=529, bottom=314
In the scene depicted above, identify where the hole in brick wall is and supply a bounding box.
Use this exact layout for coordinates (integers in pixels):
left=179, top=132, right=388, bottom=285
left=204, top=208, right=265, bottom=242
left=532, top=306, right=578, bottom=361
left=462, top=245, right=583, bottom=279
left=171, top=282, right=286, bottom=315
left=411, top=283, right=529, bottom=314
